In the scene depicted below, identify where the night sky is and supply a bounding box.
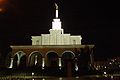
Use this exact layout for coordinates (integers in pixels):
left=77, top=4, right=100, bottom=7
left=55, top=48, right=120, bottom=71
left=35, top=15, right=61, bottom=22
left=0, top=0, right=120, bottom=60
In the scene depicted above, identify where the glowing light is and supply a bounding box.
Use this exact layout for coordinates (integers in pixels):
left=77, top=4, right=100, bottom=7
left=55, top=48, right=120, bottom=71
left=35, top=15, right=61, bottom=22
left=105, top=75, right=107, bottom=77
left=111, top=76, right=113, bottom=79
left=8, top=58, right=13, bottom=68
left=109, top=62, right=112, bottom=64
left=42, top=78, right=45, bottom=80
left=0, top=0, right=8, bottom=14
left=0, top=8, right=2, bottom=12
left=119, top=65, right=120, bottom=67
left=42, top=58, right=45, bottom=69
left=52, top=19, right=61, bottom=30
left=59, top=58, right=62, bottom=67
left=0, top=7, right=7, bottom=14
left=59, top=77, right=62, bottom=80
left=75, top=63, right=78, bottom=71
left=0, top=8, right=5, bottom=13
left=35, top=55, right=37, bottom=65
left=56, top=9, right=58, bottom=18
left=104, top=72, right=106, bottom=75
left=96, top=68, right=98, bottom=70
left=75, top=76, right=79, bottom=79
left=104, top=66, right=106, bottom=68
left=32, top=72, right=34, bottom=76
left=96, top=75, right=100, bottom=78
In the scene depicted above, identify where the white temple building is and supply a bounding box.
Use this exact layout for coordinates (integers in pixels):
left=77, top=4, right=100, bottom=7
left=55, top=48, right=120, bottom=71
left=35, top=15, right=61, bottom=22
left=31, top=3, right=82, bottom=45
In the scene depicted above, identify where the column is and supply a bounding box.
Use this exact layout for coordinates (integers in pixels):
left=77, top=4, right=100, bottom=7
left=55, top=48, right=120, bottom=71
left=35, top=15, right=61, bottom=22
left=59, top=58, right=62, bottom=69
left=42, top=58, right=45, bottom=69
left=9, top=58, right=14, bottom=68
left=35, top=55, right=38, bottom=65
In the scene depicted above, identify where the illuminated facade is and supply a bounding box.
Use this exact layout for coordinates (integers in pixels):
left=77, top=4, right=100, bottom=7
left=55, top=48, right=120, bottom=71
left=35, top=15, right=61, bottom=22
left=7, top=4, right=95, bottom=76
left=31, top=3, right=82, bottom=45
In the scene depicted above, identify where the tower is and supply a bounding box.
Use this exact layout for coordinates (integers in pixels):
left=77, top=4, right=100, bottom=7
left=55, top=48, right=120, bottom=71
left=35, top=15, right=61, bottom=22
left=31, top=3, right=82, bottom=45
left=52, top=3, right=62, bottom=30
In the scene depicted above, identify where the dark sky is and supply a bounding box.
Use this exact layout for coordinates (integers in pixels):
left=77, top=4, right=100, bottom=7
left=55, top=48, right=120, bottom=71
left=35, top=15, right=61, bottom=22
left=0, top=0, right=120, bottom=60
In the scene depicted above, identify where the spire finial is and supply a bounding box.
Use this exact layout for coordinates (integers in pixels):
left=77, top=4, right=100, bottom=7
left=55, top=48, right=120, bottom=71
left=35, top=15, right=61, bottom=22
left=55, top=3, right=58, bottom=18
left=55, top=3, right=58, bottom=10
left=52, top=3, right=61, bottom=30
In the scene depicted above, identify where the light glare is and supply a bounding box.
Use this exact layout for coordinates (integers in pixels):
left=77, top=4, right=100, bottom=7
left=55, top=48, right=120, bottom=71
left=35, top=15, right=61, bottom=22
left=104, top=72, right=106, bottom=75
left=0, top=8, right=2, bottom=12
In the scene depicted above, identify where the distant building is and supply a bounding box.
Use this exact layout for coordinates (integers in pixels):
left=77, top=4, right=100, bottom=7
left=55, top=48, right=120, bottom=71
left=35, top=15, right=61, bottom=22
left=31, top=3, right=82, bottom=45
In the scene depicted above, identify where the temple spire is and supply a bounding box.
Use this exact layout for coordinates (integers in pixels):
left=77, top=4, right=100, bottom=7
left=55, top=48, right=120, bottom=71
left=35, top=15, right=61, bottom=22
left=55, top=3, right=58, bottom=18
left=52, top=3, right=62, bottom=30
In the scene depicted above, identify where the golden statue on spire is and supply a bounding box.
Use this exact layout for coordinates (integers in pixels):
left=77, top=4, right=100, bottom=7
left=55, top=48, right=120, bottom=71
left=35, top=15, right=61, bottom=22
left=55, top=3, right=58, bottom=18
left=55, top=3, right=58, bottom=10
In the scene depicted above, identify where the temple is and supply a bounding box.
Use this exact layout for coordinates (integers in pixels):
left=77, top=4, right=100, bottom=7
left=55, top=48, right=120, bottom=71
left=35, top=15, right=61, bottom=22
left=7, top=3, right=94, bottom=76
left=31, top=3, right=82, bottom=45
